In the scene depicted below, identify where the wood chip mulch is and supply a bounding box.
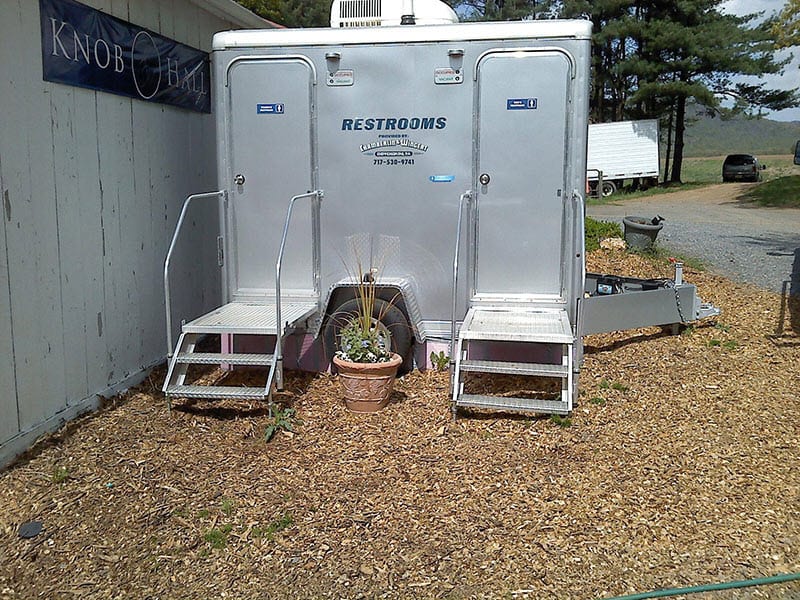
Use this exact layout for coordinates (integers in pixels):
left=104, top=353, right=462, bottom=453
left=1, top=249, right=798, bottom=600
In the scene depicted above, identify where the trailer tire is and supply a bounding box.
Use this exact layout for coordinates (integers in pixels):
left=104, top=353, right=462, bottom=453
left=323, top=298, right=413, bottom=374
left=601, top=180, right=617, bottom=197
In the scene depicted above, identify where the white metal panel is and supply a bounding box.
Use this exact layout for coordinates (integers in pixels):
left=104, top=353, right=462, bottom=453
left=0, top=0, right=240, bottom=464
left=51, top=83, right=93, bottom=405
left=0, top=152, right=19, bottom=444
left=131, top=0, right=168, bottom=370
left=2, top=0, right=68, bottom=431
left=586, top=119, right=660, bottom=180
left=475, top=51, right=570, bottom=298
left=71, top=88, right=108, bottom=399
left=227, top=58, right=315, bottom=297
left=213, top=20, right=594, bottom=49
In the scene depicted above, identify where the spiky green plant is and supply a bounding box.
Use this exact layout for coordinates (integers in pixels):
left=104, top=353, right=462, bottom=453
left=335, top=241, right=398, bottom=363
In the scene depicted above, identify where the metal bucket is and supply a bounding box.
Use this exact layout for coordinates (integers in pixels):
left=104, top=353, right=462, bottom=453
left=623, top=216, right=663, bottom=250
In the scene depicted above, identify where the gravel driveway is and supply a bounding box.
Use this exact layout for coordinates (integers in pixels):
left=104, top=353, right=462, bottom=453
left=587, top=183, right=800, bottom=296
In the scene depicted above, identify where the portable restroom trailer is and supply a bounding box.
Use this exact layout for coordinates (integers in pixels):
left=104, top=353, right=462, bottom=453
left=163, top=19, right=591, bottom=416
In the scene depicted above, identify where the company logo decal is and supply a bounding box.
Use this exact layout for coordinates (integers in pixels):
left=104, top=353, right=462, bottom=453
left=360, top=137, right=428, bottom=155
left=342, top=117, right=447, bottom=131
left=344, top=117, right=446, bottom=167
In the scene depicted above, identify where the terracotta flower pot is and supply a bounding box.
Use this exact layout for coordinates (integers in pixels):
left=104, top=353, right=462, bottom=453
left=332, top=353, right=402, bottom=413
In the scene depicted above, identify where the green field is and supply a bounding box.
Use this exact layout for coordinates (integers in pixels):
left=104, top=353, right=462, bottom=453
left=681, top=154, right=797, bottom=184
left=588, top=154, right=800, bottom=206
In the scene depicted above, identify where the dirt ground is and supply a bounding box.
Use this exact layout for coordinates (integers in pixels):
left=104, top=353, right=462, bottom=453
left=1, top=249, right=799, bottom=600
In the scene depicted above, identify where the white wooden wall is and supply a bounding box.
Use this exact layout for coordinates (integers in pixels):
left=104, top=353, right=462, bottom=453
left=0, top=0, right=251, bottom=466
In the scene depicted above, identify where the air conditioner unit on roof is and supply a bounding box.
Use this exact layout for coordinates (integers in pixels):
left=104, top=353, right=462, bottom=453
left=330, top=0, right=459, bottom=27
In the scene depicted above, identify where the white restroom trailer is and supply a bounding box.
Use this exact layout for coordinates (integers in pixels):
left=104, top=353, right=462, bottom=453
left=163, top=18, right=718, bottom=417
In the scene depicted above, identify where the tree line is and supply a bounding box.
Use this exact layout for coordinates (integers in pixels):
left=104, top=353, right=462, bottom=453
left=237, top=0, right=798, bottom=183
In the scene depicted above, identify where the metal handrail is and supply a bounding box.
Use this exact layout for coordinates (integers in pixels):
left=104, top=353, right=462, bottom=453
left=164, top=190, right=224, bottom=357
left=274, top=190, right=323, bottom=368
left=450, top=190, right=473, bottom=361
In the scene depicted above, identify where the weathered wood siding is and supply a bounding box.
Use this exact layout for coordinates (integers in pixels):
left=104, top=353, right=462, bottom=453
left=0, top=0, right=255, bottom=466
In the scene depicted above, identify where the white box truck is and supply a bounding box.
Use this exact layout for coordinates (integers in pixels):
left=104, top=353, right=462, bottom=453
left=586, top=119, right=660, bottom=197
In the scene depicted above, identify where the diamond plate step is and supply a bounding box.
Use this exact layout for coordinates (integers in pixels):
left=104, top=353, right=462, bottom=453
left=455, top=394, right=570, bottom=415
left=176, top=353, right=275, bottom=366
left=459, top=359, right=568, bottom=377
left=461, top=309, right=573, bottom=343
left=182, top=301, right=317, bottom=335
left=164, top=385, right=266, bottom=400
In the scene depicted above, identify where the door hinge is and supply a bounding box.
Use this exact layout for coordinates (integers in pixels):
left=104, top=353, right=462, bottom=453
left=217, top=236, right=224, bottom=267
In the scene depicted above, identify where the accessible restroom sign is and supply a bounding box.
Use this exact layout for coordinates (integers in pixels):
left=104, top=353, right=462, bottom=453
left=39, top=0, right=211, bottom=113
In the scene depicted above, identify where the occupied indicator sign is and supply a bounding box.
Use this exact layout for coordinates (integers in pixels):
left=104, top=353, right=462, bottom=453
left=256, top=103, right=285, bottom=114
left=506, top=98, right=538, bottom=110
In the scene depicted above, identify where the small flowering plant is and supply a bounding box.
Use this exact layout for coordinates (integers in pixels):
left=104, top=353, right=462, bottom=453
left=335, top=318, right=392, bottom=363
left=334, top=253, right=395, bottom=364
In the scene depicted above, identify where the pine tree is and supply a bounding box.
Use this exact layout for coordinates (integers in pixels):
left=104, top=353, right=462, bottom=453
left=445, top=0, right=555, bottom=21
left=562, top=0, right=797, bottom=182
left=237, top=0, right=331, bottom=27
left=774, top=0, right=800, bottom=47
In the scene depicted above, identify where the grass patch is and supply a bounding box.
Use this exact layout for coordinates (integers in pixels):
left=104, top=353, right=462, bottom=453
left=742, top=175, right=800, bottom=208
left=203, top=524, right=233, bottom=550
left=598, top=379, right=628, bottom=393
left=585, top=217, right=623, bottom=252
left=681, top=155, right=795, bottom=185
left=264, top=514, right=294, bottom=540
left=586, top=155, right=797, bottom=204
left=587, top=182, right=707, bottom=205
left=51, top=466, right=70, bottom=484
left=549, top=415, right=572, bottom=428
left=585, top=218, right=705, bottom=272
left=632, top=243, right=706, bottom=272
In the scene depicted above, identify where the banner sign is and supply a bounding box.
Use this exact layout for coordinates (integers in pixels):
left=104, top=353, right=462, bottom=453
left=40, top=0, right=211, bottom=113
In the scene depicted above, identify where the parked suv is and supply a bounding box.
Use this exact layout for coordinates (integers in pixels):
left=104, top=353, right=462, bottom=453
left=722, top=154, right=762, bottom=182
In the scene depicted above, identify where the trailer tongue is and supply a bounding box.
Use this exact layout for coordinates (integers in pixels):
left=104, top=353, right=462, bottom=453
left=162, top=12, right=718, bottom=417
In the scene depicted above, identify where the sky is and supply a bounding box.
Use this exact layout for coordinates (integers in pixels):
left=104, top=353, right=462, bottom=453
left=721, top=0, right=799, bottom=121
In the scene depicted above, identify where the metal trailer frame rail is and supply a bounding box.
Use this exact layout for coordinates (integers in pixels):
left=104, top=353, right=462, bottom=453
left=580, top=265, right=720, bottom=336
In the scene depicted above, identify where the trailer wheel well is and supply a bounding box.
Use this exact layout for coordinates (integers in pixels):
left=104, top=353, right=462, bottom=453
left=322, top=290, right=414, bottom=374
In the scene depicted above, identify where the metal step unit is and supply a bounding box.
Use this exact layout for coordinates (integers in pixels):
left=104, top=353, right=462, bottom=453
left=451, top=308, right=575, bottom=418
left=162, top=301, right=317, bottom=411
